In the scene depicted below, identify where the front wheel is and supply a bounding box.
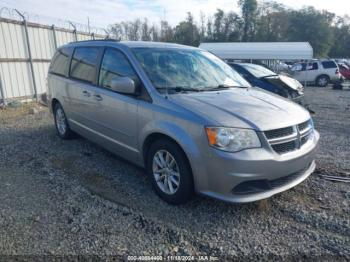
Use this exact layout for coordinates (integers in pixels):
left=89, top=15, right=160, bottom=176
left=147, top=139, right=194, bottom=205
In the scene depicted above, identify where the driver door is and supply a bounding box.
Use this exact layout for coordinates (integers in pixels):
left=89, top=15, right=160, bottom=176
left=88, top=47, right=141, bottom=160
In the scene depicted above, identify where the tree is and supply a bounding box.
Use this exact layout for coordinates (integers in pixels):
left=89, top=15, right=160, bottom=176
left=254, top=2, right=288, bottom=41
left=287, top=7, right=335, bottom=57
left=206, top=17, right=213, bottom=41
left=213, top=9, right=225, bottom=41
left=108, top=23, right=123, bottom=40
left=238, top=0, right=258, bottom=41
left=199, top=11, right=206, bottom=41
left=160, top=20, right=174, bottom=42
left=173, top=12, right=200, bottom=46
left=329, top=16, right=350, bottom=58
left=106, top=1, right=350, bottom=58
left=141, top=18, right=152, bottom=41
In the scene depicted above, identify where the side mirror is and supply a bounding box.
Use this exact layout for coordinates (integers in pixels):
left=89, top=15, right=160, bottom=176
left=110, top=76, right=136, bottom=95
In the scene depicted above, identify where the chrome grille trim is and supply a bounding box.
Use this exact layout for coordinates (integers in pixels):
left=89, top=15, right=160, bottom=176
left=264, top=126, right=294, bottom=140
left=264, top=120, right=313, bottom=154
left=298, top=120, right=311, bottom=132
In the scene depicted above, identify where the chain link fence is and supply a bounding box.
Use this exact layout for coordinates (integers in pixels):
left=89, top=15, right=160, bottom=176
left=0, top=7, right=108, bottom=105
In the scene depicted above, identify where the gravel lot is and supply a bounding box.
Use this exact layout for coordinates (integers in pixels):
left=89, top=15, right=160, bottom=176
left=0, top=86, right=349, bottom=260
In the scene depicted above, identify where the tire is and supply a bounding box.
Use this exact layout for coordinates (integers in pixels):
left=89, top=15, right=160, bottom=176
left=316, top=75, right=329, bottom=87
left=53, top=103, right=74, bottom=139
left=146, top=139, right=194, bottom=205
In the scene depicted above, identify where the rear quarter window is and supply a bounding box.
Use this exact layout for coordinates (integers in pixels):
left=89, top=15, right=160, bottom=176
left=321, top=61, right=337, bottom=69
left=49, top=47, right=73, bottom=76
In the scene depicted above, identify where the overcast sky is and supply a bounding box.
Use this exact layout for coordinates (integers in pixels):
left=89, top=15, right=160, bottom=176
left=0, top=0, right=349, bottom=29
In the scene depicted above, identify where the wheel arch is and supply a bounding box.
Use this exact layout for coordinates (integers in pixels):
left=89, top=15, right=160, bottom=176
left=51, top=98, right=60, bottom=112
left=142, top=132, right=193, bottom=172
left=316, top=74, right=330, bottom=81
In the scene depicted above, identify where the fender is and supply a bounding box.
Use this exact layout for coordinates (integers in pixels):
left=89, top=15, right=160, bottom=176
left=140, top=120, right=202, bottom=161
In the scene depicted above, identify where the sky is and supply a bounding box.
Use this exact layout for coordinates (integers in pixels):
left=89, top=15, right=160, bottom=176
left=0, top=0, right=349, bottom=30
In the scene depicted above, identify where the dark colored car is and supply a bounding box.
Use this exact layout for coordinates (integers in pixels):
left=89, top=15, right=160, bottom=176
left=339, top=63, right=350, bottom=80
left=229, top=63, right=304, bottom=103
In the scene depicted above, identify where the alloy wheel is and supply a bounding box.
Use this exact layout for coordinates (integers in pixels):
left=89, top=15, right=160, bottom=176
left=152, top=150, right=180, bottom=195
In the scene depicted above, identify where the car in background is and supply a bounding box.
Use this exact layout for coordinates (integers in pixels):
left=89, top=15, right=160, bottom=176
left=290, top=60, right=341, bottom=87
left=338, top=63, right=350, bottom=80
left=229, top=63, right=304, bottom=104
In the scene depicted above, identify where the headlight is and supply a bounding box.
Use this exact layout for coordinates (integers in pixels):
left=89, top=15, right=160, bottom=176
left=205, top=127, right=261, bottom=152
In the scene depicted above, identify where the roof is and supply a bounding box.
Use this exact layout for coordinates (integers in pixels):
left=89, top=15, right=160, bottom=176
left=120, top=41, right=196, bottom=49
left=199, top=42, right=313, bottom=60
left=67, top=40, right=196, bottom=50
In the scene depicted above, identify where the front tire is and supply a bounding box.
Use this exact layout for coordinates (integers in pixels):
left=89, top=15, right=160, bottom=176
left=147, top=139, right=194, bottom=205
left=53, top=103, right=74, bottom=139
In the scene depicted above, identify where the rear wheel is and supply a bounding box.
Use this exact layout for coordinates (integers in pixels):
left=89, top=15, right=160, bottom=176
left=146, top=139, right=194, bottom=204
left=53, top=103, right=74, bottom=139
left=316, top=75, right=329, bottom=87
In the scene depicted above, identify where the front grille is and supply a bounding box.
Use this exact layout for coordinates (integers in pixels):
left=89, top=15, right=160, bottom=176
left=300, top=134, right=309, bottom=146
left=232, top=163, right=312, bottom=195
left=264, top=126, right=294, bottom=140
left=271, top=141, right=296, bottom=154
left=264, top=119, right=313, bottom=154
left=298, top=120, right=311, bottom=133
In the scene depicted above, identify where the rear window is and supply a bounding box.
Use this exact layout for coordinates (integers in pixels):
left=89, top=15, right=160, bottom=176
left=321, top=61, right=337, bottom=69
left=70, top=47, right=100, bottom=83
left=49, top=47, right=73, bottom=76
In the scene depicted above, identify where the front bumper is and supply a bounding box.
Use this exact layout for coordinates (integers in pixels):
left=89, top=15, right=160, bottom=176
left=196, top=130, right=320, bottom=203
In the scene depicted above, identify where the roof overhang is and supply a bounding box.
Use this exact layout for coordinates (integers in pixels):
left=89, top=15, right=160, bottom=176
left=199, top=42, right=313, bottom=60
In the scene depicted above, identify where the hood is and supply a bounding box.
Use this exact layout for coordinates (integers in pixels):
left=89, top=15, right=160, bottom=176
left=278, top=75, right=304, bottom=92
left=170, top=88, right=310, bottom=131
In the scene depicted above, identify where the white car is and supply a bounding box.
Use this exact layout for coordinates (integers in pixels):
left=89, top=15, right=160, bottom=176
left=290, top=60, right=341, bottom=87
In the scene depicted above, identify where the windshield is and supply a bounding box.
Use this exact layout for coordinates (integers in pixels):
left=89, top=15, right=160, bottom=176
left=132, top=48, right=251, bottom=92
left=240, top=63, right=277, bottom=78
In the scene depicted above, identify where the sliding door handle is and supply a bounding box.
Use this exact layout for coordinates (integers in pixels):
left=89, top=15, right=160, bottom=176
left=82, top=90, right=91, bottom=97
left=93, top=94, right=103, bottom=101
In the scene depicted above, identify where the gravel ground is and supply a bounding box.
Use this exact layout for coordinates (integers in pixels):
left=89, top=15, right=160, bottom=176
left=0, top=86, right=349, bottom=260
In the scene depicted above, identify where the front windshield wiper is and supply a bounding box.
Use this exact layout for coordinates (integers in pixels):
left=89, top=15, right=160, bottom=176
left=156, top=86, right=202, bottom=93
left=203, top=84, right=248, bottom=91
left=260, top=74, right=278, bottom=79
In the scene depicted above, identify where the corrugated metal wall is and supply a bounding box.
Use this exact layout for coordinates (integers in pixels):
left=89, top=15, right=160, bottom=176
left=0, top=17, right=105, bottom=102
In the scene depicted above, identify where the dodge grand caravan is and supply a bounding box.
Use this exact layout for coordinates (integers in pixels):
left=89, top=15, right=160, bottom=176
left=47, top=40, right=319, bottom=204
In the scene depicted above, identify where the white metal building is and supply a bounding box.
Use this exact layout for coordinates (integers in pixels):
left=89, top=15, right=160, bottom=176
left=199, top=42, right=313, bottom=60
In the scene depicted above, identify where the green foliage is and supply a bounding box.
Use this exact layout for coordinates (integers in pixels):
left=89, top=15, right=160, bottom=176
left=108, top=1, right=350, bottom=58
left=238, top=0, right=258, bottom=41
left=173, top=13, right=200, bottom=46
left=285, top=8, right=335, bottom=57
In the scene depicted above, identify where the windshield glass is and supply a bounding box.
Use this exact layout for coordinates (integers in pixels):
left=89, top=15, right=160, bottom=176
left=132, top=48, right=251, bottom=92
left=240, top=63, right=277, bottom=78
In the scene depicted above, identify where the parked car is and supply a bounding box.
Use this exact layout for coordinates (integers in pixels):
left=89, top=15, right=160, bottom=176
left=47, top=40, right=319, bottom=204
left=290, top=60, right=341, bottom=87
left=229, top=63, right=305, bottom=104
left=338, top=63, right=350, bottom=80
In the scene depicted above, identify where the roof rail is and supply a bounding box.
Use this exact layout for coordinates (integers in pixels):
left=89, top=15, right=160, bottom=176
left=68, top=39, right=119, bottom=44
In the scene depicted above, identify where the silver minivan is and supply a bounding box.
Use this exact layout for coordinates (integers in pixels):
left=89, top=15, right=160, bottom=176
left=47, top=40, right=319, bottom=204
